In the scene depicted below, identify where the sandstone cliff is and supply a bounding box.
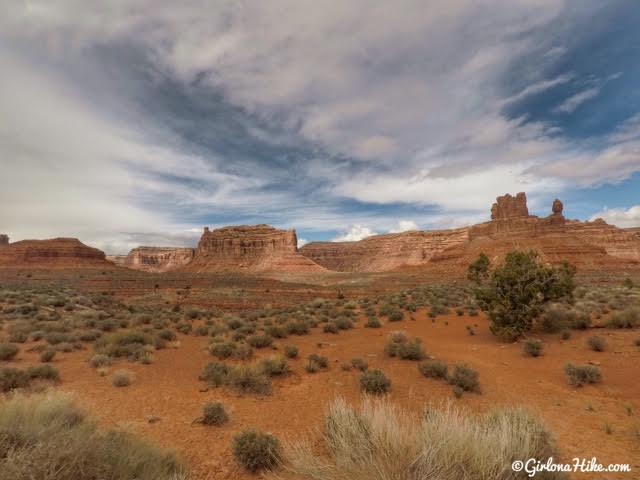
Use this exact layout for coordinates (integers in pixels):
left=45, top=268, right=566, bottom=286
left=185, top=225, right=324, bottom=272
left=0, top=238, right=112, bottom=268
left=121, top=247, right=195, bottom=273
left=300, top=193, right=640, bottom=273
left=300, top=228, right=469, bottom=272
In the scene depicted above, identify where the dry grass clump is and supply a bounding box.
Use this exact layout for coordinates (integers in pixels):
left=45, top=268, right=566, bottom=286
left=200, top=401, right=229, bottom=426
left=112, top=369, right=133, bottom=387
left=523, top=338, right=543, bottom=357
left=305, top=354, right=329, bottom=373
left=608, top=307, right=639, bottom=328
left=359, top=370, right=391, bottom=395
left=418, top=360, right=448, bottom=379
left=0, top=342, right=19, bottom=361
left=0, top=392, right=187, bottom=479
left=283, top=345, right=298, bottom=358
left=275, top=398, right=563, bottom=480
left=233, top=429, right=281, bottom=472
left=564, top=363, right=601, bottom=387
left=448, top=364, right=480, bottom=394
left=586, top=335, right=606, bottom=352
left=384, top=332, right=426, bottom=361
left=200, top=361, right=272, bottom=395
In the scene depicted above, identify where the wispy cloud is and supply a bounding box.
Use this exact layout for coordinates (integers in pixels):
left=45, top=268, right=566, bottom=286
left=553, top=87, right=600, bottom=114
left=590, top=206, right=640, bottom=228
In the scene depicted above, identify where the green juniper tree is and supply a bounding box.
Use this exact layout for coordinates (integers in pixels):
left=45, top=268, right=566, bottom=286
left=469, top=250, right=575, bottom=340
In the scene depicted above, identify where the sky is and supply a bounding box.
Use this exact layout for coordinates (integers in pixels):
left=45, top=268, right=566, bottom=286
left=1, top=0, right=639, bottom=254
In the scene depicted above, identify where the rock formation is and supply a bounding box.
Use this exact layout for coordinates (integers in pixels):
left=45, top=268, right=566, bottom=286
left=300, top=193, right=640, bottom=273
left=300, top=228, right=469, bottom=272
left=0, top=234, right=8, bottom=247
left=106, top=255, right=127, bottom=267
left=185, top=225, right=324, bottom=272
left=122, top=247, right=195, bottom=273
left=490, top=192, right=529, bottom=220
left=0, top=238, right=112, bottom=268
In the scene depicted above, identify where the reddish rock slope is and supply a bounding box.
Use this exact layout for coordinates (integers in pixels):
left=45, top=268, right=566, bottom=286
left=184, top=225, right=324, bottom=273
left=0, top=238, right=112, bottom=268
left=300, top=228, right=469, bottom=272
left=119, top=247, right=195, bottom=273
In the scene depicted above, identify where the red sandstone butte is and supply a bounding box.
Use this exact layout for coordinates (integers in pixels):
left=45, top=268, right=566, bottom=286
left=0, top=237, right=112, bottom=268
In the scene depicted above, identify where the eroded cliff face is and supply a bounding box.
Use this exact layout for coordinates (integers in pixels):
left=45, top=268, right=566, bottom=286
left=122, top=247, right=195, bottom=273
left=300, top=228, right=469, bottom=272
left=300, top=193, right=640, bottom=272
left=185, top=225, right=324, bottom=272
left=0, top=238, right=111, bottom=268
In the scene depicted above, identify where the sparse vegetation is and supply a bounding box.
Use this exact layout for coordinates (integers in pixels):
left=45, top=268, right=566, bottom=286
left=565, top=363, right=602, bottom=387
left=278, top=398, right=563, bottom=480
left=112, top=369, right=133, bottom=387
left=232, top=429, right=281, bottom=472
left=523, top=339, right=543, bottom=357
left=359, top=369, right=391, bottom=394
left=448, top=364, right=480, bottom=393
left=283, top=345, right=299, bottom=358
left=384, top=332, right=425, bottom=360
left=0, top=392, right=186, bottom=479
left=0, top=342, right=19, bottom=361
left=418, top=360, right=448, bottom=379
left=201, top=402, right=229, bottom=426
left=587, top=335, right=606, bottom=352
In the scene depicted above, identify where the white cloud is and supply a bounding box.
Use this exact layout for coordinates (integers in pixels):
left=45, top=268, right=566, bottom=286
left=333, top=225, right=377, bottom=242
left=590, top=206, right=640, bottom=228
left=0, top=0, right=637, bottom=250
left=389, top=220, right=420, bottom=233
left=553, top=87, right=600, bottom=114
left=297, top=237, right=309, bottom=248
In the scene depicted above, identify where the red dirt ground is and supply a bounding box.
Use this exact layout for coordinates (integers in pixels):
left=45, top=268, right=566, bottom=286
left=12, top=308, right=640, bottom=479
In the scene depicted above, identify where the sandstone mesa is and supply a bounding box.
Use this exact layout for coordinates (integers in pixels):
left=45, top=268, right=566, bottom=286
left=1, top=193, right=639, bottom=273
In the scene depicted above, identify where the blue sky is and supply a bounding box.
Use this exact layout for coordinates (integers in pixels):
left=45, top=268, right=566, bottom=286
left=1, top=1, right=639, bottom=253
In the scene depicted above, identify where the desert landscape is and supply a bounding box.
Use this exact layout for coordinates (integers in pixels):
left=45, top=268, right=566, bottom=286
left=2, top=2, right=640, bottom=479
left=1, top=193, right=639, bottom=479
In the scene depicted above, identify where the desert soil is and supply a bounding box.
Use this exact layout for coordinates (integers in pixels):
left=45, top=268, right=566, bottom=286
left=12, top=308, right=640, bottom=480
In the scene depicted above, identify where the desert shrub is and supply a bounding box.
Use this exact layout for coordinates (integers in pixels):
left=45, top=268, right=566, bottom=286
left=265, top=326, right=287, bottom=339
left=560, top=329, right=571, bottom=340
left=283, top=345, right=299, bottom=358
left=233, top=429, right=281, bottom=472
left=351, top=358, right=368, bottom=372
left=0, top=392, right=186, bottom=479
left=587, top=336, right=606, bottom=352
left=448, top=364, right=480, bottom=393
left=26, top=364, right=59, bottom=381
left=209, top=341, right=236, bottom=359
left=285, top=320, right=310, bottom=336
left=307, top=354, right=328, bottom=368
left=608, top=308, right=639, bottom=328
left=523, top=339, right=543, bottom=357
left=89, top=353, right=112, bottom=368
left=200, top=361, right=231, bottom=387
left=227, top=365, right=272, bottom=395
left=323, top=323, right=339, bottom=334
left=112, top=370, right=133, bottom=387
left=233, top=343, right=254, bottom=360
left=201, top=402, right=229, bottom=426
left=0, top=367, right=30, bottom=392
left=472, top=250, right=576, bottom=340
left=158, top=329, right=177, bottom=341
left=418, top=360, right=448, bottom=379
left=359, top=369, right=391, bottom=394
left=564, top=363, right=601, bottom=387
left=539, top=303, right=576, bottom=333
left=280, top=398, right=562, bottom=480
left=247, top=334, right=274, bottom=349
left=387, top=309, right=404, bottom=322
left=0, top=342, right=19, bottom=361
left=384, top=334, right=425, bottom=361
left=365, top=317, right=381, bottom=328
left=259, top=356, right=290, bottom=376
left=94, top=331, right=152, bottom=361
left=40, top=347, right=57, bottom=362
left=305, top=354, right=329, bottom=373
